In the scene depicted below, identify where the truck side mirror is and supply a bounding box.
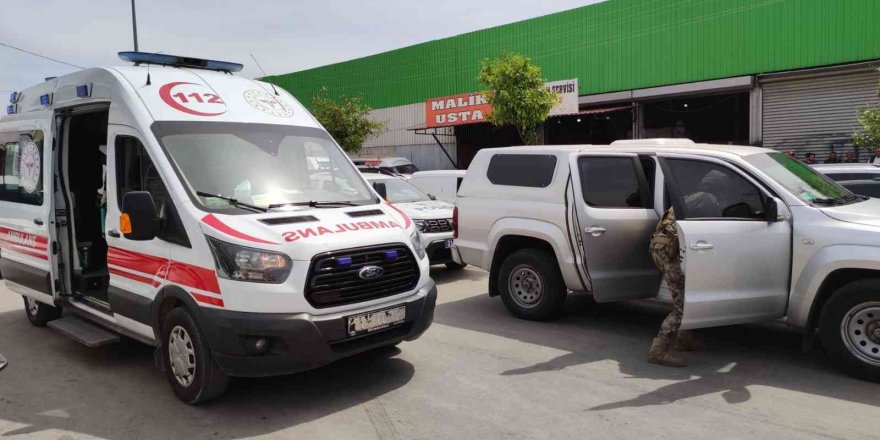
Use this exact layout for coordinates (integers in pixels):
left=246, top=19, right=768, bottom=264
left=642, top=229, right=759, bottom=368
left=121, top=191, right=160, bottom=241
left=373, top=182, right=388, bottom=199
left=764, top=197, right=779, bottom=222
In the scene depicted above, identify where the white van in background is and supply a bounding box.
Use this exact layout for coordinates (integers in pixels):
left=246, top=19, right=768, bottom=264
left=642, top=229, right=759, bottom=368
left=0, top=52, right=435, bottom=403
left=409, top=170, right=466, bottom=202
left=352, top=157, right=419, bottom=177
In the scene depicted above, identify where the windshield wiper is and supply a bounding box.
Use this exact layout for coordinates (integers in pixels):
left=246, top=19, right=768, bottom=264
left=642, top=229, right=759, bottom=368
left=267, top=200, right=359, bottom=209
left=196, top=191, right=267, bottom=213
left=813, top=193, right=868, bottom=205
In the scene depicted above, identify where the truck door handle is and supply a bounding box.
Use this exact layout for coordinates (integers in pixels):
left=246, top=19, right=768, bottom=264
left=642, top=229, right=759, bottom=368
left=689, top=241, right=714, bottom=251
left=107, top=229, right=121, bottom=238
left=33, top=218, right=43, bottom=226
left=585, top=226, right=606, bottom=236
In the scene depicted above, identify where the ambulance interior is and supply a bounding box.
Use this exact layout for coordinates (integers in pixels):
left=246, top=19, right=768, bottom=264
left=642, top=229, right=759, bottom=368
left=58, top=109, right=111, bottom=305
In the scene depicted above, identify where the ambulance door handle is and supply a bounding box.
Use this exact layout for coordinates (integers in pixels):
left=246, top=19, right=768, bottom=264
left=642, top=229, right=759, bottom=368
left=33, top=218, right=43, bottom=226
left=107, top=229, right=121, bottom=238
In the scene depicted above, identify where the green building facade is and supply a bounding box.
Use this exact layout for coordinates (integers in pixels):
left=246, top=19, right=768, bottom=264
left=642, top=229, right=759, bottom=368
left=267, top=0, right=880, bottom=169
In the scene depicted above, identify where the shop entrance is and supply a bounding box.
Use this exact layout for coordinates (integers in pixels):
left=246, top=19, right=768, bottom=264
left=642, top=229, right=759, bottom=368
left=643, top=93, right=749, bottom=145
left=545, top=106, right=635, bottom=145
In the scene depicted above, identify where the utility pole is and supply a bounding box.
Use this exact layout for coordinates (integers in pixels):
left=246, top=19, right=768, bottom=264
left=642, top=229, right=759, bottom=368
left=131, top=0, right=139, bottom=51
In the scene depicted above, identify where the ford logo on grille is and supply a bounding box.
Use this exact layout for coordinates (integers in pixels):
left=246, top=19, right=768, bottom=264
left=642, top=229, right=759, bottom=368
left=358, top=265, right=384, bottom=280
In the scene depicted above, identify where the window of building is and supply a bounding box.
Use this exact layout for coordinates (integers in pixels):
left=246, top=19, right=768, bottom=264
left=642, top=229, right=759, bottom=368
left=578, top=157, right=647, bottom=208
left=666, top=159, right=766, bottom=220
left=487, top=154, right=557, bottom=187
left=0, top=131, right=44, bottom=206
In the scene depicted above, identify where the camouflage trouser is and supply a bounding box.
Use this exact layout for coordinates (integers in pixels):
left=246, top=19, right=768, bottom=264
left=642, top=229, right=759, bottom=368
left=651, top=249, right=685, bottom=343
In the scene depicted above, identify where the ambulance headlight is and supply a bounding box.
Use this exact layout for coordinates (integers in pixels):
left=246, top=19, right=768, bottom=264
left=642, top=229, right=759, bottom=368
left=206, top=237, right=292, bottom=283
left=410, top=231, right=426, bottom=260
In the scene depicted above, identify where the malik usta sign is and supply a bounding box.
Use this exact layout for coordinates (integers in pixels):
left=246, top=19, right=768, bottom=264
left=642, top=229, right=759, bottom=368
left=424, top=78, right=578, bottom=128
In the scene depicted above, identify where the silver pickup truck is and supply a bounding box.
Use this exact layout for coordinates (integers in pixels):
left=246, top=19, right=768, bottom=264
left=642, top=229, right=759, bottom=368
left=452, top=139, right=880, bottom=381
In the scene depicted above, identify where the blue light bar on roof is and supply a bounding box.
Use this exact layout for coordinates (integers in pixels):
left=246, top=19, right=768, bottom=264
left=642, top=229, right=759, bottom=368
left=118, top=51, right=243, bottom=73
left=9, top=92, right=19, bottom=103
left=40, top=93, right=53, bottom=106
left=76, top=83, right=92, bottom=98
left=6, top=105, right=16, bottom=115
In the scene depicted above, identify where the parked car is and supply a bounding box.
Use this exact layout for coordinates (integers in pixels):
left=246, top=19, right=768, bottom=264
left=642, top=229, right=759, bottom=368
left=352, top=157, right=419, bottom=177
left=365, top=174, right=464, bottom=269
left=453, top=138, right=880, bottom=381
left=813, top=163, right=880, bottom=198
left=409, top=170, right=467, bottom=202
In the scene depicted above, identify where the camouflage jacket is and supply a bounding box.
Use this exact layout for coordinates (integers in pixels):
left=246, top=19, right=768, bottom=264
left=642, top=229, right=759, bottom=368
left=650, top=207, right=680, bottom=261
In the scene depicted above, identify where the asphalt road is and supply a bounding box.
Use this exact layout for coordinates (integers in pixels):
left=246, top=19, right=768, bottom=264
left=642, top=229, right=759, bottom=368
left=0, top=267, right=878, bottom=440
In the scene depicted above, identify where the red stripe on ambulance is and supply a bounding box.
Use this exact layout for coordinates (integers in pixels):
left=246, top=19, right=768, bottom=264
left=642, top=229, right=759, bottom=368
left=201, top=214, right=278, bottom=245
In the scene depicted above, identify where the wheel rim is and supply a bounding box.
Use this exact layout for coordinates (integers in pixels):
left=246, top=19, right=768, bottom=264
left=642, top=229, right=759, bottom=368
left=168, top=325, right=196, bottom=387
left=508, top=264, right=544, bottom=308
left=841, top=301, right=880, bottom=366
left=26, top=297, right=39, bottom=316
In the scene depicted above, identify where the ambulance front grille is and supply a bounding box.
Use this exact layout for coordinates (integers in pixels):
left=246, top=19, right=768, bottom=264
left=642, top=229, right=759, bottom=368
left=304, top=243, right=419, bottom=308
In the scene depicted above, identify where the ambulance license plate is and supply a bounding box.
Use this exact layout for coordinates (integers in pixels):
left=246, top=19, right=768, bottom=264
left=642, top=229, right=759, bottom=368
left=346, top=306, right=406, bottom=337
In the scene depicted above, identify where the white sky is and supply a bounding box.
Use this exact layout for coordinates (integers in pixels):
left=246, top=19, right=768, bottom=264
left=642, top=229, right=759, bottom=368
left=1, top=0, right=603, bottom=94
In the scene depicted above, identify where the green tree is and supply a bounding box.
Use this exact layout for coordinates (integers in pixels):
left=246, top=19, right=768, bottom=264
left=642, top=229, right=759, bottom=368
left=311, top=87, right=385, bottom=154
left=854, top=106, right=880, bottom=153
left=479, top=53, right=558, bottom=145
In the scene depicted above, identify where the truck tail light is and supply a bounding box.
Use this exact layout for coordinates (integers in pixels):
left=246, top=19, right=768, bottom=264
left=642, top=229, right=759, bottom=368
left=452, top=206, right=459, bottom=239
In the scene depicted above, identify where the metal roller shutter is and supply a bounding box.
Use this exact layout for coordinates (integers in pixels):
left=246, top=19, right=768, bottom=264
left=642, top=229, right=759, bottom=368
left=761, top=69, right=880, bottom=161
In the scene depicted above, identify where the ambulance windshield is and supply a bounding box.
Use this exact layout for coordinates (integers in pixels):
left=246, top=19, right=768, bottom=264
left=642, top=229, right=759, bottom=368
left=152, top=122, right=376, bottom=213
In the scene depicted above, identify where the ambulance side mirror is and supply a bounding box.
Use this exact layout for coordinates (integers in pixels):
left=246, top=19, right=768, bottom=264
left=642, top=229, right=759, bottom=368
left=373, top=182, right=388, bottom=199
left=121, top=191, right=160, bottom=241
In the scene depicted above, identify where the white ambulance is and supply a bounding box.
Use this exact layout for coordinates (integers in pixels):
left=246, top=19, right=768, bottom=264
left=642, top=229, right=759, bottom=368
left=0, top=52, right=436, bottom=403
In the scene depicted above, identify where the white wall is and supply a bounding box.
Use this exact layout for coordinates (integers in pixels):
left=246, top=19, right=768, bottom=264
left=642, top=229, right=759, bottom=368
left=361, top=102, right=458, bottom=170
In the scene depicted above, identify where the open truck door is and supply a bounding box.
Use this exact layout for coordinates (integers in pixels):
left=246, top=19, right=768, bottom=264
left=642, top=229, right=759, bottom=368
left=568, top=152, right=662, bottom=302
left=658, top=153, right=791, bottom=329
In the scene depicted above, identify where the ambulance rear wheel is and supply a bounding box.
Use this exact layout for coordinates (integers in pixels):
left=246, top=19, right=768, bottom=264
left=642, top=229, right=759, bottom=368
left=23, top=296, right=62, bottom=327
left=161, top=307, right=229, bottom=404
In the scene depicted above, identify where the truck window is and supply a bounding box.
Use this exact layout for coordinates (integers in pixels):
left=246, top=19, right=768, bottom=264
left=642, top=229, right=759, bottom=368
left=0, top=131, right=44, bottom=206
left=116, top=136, right=169, bottom=210
left=487, top=154, right=557, bottom=187
left=666, top=159, right=765, bottom=220
left=578, top=157, right=647, bottom=208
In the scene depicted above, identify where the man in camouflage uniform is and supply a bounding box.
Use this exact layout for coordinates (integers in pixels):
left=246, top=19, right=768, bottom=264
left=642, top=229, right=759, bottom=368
left=647, top=207, right=701, bottom=367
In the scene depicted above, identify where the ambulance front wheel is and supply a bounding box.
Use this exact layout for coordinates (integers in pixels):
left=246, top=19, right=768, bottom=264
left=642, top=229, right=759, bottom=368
left=23, top=296, right=62, bottom=327
left=161, top=307, right=229, bottom=404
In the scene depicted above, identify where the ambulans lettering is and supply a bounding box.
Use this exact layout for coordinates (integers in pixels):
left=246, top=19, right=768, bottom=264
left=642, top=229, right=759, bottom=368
left=159, top=82, right=227, bottom=117
left=282, top=220, right=401, bottom=242
left=4, top=230, right=37, bottom=248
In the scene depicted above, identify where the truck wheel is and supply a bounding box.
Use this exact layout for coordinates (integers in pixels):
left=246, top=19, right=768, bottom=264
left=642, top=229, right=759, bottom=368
left=445, top=262, right=467, bottom=270
left=497, top=249, right=566, bottom=321
left=23, top=296, right=61, bottom=327
left=819, top=279, right=880, bottom=382
left=161, top=307, right=229, bottom=404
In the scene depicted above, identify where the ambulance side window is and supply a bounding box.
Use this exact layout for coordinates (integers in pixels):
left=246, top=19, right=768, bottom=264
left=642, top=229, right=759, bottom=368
left=115, top=136, right=190, bottom=247
left=115, top=137, right=168, bottom=210
left=0, top=131, right=45, bottom=206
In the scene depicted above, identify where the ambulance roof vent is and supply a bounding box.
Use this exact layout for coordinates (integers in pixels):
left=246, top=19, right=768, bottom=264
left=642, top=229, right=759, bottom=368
left=118, top=52, right=244, bottom=73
